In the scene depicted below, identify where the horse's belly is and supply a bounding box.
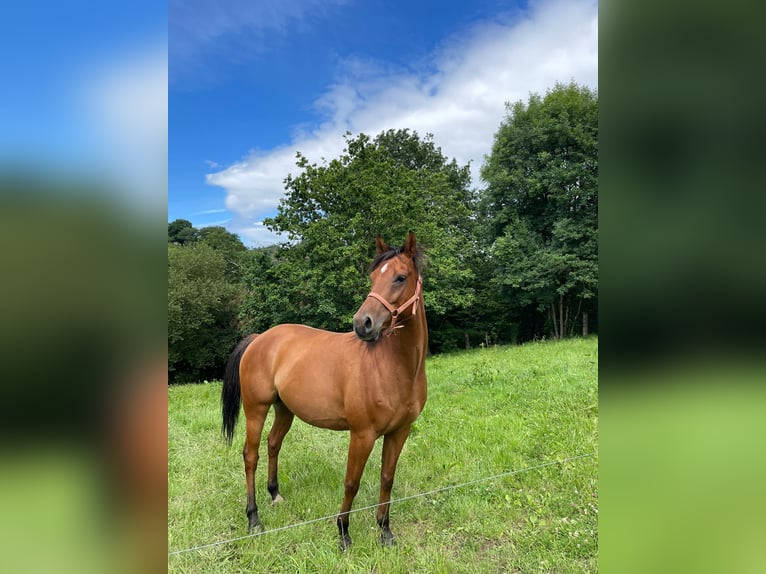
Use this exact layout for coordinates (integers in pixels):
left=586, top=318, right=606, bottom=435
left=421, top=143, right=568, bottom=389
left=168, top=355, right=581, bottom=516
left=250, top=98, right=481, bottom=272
left=276, top=379, right=350, bottom=431
left=295, top=410, right=350, bottom=431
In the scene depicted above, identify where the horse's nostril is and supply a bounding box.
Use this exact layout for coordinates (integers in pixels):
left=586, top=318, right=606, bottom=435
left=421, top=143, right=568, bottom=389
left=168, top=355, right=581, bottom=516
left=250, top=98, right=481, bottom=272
left=363, top=316, right=372, bottom=330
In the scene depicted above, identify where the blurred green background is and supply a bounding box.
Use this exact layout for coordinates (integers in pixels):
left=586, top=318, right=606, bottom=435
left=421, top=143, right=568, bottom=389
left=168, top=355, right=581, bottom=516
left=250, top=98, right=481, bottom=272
left=601, top=0, right=766, bottom=572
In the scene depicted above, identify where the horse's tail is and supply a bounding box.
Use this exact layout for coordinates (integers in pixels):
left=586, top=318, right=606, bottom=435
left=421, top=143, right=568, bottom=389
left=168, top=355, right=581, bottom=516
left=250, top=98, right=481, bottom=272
left=221, top=334, right=258, bottom=445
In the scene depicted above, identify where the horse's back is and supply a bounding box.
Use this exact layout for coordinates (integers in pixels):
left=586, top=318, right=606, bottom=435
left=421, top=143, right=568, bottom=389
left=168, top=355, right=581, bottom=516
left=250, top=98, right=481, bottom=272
left=241, top=323, right=346, bottom=378
left=248, top=323, right=353, bottom=360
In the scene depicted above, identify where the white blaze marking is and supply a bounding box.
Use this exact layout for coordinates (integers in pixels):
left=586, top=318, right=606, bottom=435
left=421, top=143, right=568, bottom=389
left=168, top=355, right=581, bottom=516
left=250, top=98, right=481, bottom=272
left=380, top=262, right=389, bottom=275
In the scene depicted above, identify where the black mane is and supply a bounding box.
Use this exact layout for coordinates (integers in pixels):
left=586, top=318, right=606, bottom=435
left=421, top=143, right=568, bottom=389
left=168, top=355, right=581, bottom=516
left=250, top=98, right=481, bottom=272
left=369, top=244, right=422, bottom=275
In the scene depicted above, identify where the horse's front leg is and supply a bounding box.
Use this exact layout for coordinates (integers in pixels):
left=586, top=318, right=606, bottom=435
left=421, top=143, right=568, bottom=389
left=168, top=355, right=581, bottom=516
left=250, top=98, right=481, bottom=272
left=377, top=424, right=411, bottom=546
left=337, top=430, right=376, bottom=551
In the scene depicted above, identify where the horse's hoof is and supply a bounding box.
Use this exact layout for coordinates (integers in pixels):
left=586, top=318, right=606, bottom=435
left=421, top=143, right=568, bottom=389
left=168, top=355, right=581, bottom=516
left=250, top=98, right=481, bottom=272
left=270, top=494, right=285, bottom=505
left=379, top=530, right=396, bottom=547
left=339, top=533, right=352, bottom=552
left=247, top=518, right=264, bottom=533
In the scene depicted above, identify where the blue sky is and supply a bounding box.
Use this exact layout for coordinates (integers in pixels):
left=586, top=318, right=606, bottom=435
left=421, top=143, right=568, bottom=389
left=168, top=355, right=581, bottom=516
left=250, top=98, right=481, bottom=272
left=0, top=1, right=167, bottom=212
left=170, top=0, right=597, bottom=246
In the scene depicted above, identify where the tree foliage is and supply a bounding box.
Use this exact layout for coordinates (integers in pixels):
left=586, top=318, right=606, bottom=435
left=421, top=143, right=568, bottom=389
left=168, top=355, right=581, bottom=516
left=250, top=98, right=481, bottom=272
left=240, top=129, right=477, bottom=350
left=198, top=225, right=247, bottom=281
left=479, top=82, right=598, bottom=338
left=168, top=242, right=244, bottom=383
left=168, top=219, right=199, bottom=245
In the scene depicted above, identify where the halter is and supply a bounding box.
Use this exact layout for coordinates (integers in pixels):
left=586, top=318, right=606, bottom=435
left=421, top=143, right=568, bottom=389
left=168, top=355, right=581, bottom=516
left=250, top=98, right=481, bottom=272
left=365, top=276, right=423, bottom=337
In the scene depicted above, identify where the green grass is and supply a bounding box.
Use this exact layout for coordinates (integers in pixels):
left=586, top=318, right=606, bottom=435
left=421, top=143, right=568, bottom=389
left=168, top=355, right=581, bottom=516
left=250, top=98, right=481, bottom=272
left=169, top=337, right=598, bottom=573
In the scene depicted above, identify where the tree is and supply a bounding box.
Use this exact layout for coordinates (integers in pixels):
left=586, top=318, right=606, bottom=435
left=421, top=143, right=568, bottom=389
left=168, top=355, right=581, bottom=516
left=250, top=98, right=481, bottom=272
left=168, top=243, right=243, bottom=382
left=199, top=225, right=247, bottom=281
left=240, top=129, right=477, bottom=351
left=168, top=219, right=199, bottom=245
left=480, top=82, right=598, bottom=339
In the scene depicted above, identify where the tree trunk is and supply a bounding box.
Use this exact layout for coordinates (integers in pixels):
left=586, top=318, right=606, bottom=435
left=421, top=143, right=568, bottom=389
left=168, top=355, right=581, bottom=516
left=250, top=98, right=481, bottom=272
left=559, top=295, right=564, bottom=339
left=572, top=297, right=584, bottom=338
left=550, top=302, right=558, bottom=340
left=582, top=310, right=589, bottom=336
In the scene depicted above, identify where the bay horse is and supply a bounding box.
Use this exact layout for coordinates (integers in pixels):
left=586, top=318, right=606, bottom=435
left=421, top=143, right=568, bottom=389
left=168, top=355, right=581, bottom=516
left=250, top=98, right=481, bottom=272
left=221, top=232, right=428, bottom=550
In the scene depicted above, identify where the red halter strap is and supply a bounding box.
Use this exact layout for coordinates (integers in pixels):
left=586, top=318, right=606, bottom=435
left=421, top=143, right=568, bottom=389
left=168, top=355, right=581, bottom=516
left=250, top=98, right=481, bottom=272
left=365, top=276, right=423, bottom=336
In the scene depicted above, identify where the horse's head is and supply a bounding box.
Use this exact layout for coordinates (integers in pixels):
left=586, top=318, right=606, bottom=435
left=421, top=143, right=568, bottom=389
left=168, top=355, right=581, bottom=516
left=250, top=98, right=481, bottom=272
left=353, top=232, right=422, bottom=342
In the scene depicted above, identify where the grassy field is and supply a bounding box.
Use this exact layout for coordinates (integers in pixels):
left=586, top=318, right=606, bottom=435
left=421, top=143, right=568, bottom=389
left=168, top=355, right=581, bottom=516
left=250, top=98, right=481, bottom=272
left=168, top=337, right=598, bottom=573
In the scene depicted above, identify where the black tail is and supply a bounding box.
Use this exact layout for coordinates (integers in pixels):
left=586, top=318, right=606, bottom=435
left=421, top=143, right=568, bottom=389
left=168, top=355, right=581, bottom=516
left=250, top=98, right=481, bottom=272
left=221, top=334, right=257, bottom=445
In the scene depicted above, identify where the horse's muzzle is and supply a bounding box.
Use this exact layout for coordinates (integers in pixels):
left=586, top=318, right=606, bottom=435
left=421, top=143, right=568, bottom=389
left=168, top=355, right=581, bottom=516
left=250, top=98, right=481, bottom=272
left=353, top=313, right=380, bottom=342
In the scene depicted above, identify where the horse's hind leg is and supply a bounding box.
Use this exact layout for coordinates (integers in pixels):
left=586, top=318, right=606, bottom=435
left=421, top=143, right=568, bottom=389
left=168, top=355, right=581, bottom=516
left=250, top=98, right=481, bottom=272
left=243, top=403, right=270, bottom=531
left=266, top=399, right=294, bottom=504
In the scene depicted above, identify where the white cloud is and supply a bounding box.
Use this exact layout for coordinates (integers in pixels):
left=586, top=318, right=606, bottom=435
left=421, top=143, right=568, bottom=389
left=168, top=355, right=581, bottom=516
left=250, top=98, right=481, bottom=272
left=194, top=208, right=227, bottom=215
left=207, top=0, right=597, bottom=235
left=197, top=218, right=231, bottom=228
left=83, top=43, right=168, bottom=211
left=170, top=0, right=350, bottom=84
left=232, top=220, right=287, bottom=247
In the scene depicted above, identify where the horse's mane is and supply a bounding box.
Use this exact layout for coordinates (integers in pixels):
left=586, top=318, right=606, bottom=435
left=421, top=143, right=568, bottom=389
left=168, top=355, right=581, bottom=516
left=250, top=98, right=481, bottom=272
left=369, top=244, right=423, bottom=275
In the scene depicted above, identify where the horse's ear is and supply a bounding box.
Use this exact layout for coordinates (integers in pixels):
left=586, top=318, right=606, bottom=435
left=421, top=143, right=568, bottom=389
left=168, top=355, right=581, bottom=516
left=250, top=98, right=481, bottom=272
left=375, top=235, right=390, bottom=254
left=403, top=231, right=417, bottom=257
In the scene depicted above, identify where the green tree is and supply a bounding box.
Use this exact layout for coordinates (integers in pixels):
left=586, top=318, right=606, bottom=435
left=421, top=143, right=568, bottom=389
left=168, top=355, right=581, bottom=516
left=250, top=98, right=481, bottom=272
left=168, top=218, right=199, bottom=245
left=240, top=129, right=477, bottom=351
left=168, top=243, right=243, bottom=382
left=199, top=225, right=247, bottom=281
left=480, top=82, right=598, bottom=339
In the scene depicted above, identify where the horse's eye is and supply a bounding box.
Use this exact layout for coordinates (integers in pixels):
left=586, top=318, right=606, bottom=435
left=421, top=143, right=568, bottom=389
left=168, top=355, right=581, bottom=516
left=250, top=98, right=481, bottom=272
left=395, top=275, right=407, bottom=283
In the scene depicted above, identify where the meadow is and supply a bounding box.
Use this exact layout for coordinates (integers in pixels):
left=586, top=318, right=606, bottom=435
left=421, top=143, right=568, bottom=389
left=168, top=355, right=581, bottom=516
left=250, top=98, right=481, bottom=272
left=168, top=337, right=598, bottom=573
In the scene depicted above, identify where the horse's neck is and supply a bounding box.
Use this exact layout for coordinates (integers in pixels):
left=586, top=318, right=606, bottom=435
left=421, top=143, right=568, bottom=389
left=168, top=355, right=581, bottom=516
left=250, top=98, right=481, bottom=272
left=391, top=303, right=427, bottom=378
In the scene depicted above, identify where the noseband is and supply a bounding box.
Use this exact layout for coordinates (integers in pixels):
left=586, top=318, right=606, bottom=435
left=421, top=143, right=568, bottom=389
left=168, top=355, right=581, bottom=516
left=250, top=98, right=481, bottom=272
left=366, top=276, right=422, bottom=336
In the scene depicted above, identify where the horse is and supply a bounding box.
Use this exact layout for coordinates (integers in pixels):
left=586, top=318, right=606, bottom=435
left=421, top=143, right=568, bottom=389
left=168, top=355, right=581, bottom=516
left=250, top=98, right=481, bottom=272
left=221, top=232, right=428, bottom=550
